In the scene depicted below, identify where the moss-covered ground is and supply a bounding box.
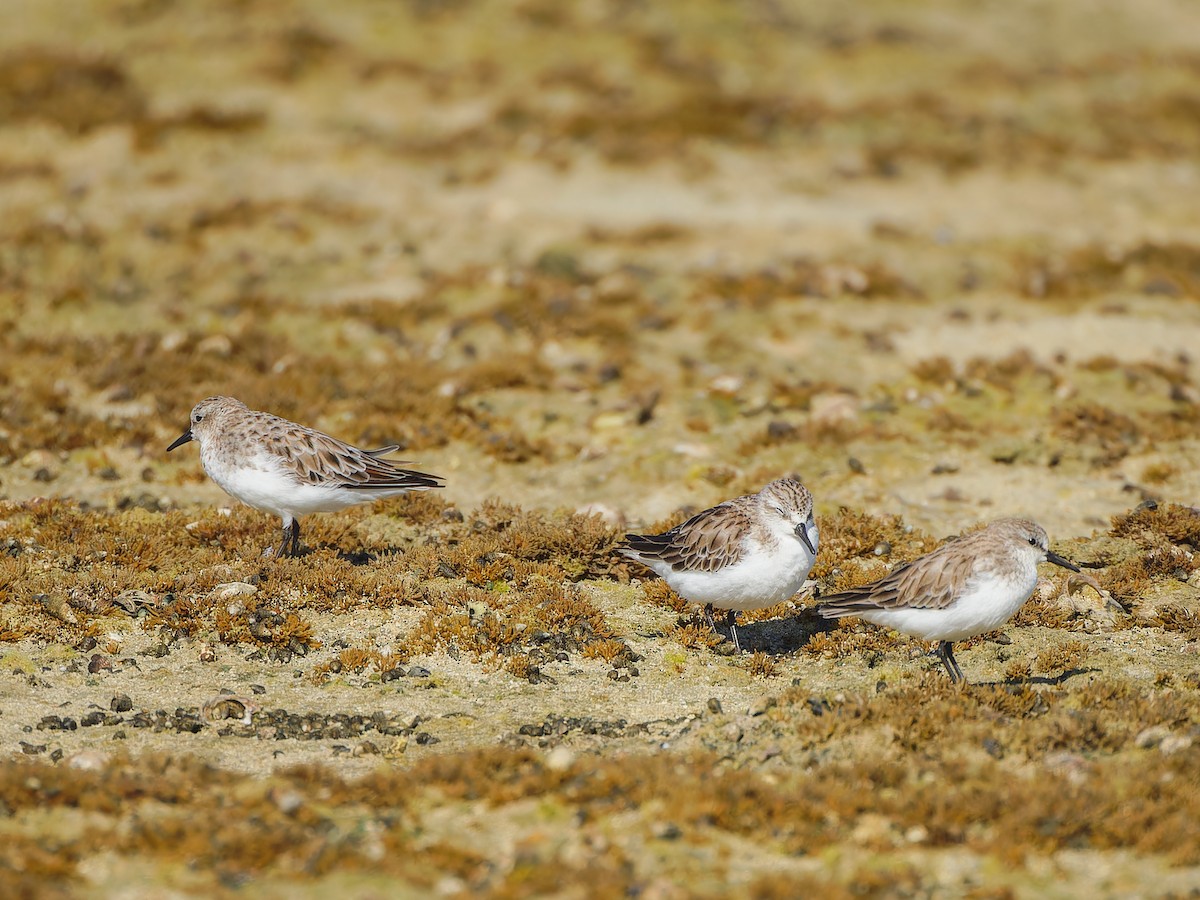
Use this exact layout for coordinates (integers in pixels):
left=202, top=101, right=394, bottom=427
left=3, top=0, right=1200, bottom=895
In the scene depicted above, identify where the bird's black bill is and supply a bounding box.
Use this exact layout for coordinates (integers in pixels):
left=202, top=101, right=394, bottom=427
left=166, top=429, right=194, bottom=452
left=795, top=523, right=817, bottom=555
left=1045, top=551, right=1080, bottom=572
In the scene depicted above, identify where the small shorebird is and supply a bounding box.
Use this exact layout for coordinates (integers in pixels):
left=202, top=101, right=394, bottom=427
left=167, top=396, right=443, bottom=557
left=621, top=478, right=819, bottom=652
left=817, top=517, right=1079, bottom=682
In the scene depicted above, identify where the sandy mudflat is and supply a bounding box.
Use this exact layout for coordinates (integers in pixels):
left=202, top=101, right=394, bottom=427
left=2, top=0, right=1200, bottom=896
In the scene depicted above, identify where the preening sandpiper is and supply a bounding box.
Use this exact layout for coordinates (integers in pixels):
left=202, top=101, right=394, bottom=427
left=621, top=478, right=819, bottom=652
left=817, top=517, right=1079, bottom=683
left=167, top=396, right=443, bottom=557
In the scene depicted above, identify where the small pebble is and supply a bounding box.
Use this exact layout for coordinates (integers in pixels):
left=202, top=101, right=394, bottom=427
left=1160, top=734, right=1194, bottom=755
left=1135, top=725, right=1171, bottom=749
left=766, top=420, right=797, bottom=440
left=208, top=582, right=257, bottom=602
left=270, top=787, right=305, bottom=814
left=651, top=822, right=682, bottom=840
left=39, top=594, right=77, bottom=625
left=67, top=750, right=108, bottom=770
left=1043, top=751, right=1092, bottom=785
left=546, top=746, right=575, bottom=771
left=748, top=696, right=776, bottom=717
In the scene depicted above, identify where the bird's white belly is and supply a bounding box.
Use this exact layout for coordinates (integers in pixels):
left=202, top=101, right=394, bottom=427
left=203, top=455, right=363, bottom=518
left=651, top=540, right=817, bottom=611
left=859, top=570, right=1039, bottom=642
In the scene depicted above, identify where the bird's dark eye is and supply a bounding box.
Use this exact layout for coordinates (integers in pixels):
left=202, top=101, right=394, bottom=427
left=774, top=507, right=786, bottom=516
left=1028, top=537, right=1038, bottom=546
left=194, top=414, right=204, bottom=424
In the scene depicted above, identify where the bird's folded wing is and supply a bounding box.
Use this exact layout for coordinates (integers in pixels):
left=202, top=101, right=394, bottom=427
left=819, top=543, right=976, bottom=614
left=623, top=501, right=750, bottom=573
left=263, top=420, right=442, bottom=489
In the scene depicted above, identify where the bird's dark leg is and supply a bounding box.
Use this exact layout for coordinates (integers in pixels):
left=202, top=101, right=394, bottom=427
left=275, top=518, right=301, bottom=558
left=936, top=641, right=965, bottom=683
left=274, top=526, right=288, bottom=558
left=703, top=604, right=741, bottom=651
left=948, top=645, right=966, bottom=683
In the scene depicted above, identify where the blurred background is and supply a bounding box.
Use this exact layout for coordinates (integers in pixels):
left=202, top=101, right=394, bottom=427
left=4, top=6, right=1200, bottom=895
left=2, top=0, right=1200, bottom=536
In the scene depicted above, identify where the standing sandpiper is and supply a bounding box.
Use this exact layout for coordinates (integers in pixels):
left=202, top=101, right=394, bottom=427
left=621, top=478, right=819, bottom=652
left=818, top=517, right=1079, bottom=682
left=167, top=396, right=443, bottom=557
